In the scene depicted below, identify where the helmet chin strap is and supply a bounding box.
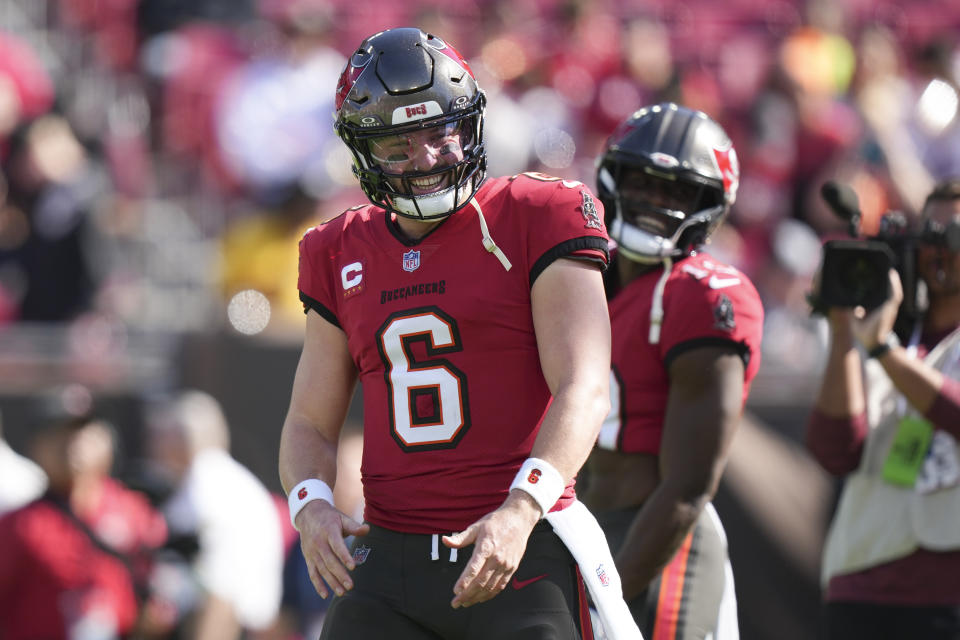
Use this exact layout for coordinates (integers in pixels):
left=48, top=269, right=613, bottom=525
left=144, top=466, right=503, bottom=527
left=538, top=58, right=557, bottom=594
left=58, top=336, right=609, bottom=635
left=609, top=218, right=675, bottom=263
left=393, top=184, right=461, bottom=219
left=469, top=198, right=511, bottom=271
left=392, top=166, right=484, bottom=220
left=609, top=217, right=674, bottom=345
left=648, top=256, right=672, bottom=344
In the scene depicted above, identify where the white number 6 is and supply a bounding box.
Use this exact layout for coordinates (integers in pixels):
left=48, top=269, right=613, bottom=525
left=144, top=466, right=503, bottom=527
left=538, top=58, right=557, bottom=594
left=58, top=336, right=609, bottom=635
left=376, top=308, right=471, bottom=451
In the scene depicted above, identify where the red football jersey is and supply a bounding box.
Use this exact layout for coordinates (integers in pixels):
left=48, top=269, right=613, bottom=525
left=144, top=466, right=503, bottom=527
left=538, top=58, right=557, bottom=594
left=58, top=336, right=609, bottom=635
left=298, top=173, right=608, bottom=532
left=0, top=501, right=139, bottom=640
left=597, top=251, right=764, bottom=454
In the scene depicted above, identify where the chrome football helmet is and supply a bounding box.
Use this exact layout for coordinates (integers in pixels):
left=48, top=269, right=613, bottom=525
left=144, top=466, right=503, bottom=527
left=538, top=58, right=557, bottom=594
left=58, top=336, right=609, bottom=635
left=334, top=28, right=486, bottom=220
left=596, top=103, right=739, bottom=263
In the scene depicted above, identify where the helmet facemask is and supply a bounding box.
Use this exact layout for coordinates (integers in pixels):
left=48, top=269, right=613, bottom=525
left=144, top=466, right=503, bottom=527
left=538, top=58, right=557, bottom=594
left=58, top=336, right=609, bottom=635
left=599, top=160, right=726, bottom=264
left=340, top=99, right=486, bottom=220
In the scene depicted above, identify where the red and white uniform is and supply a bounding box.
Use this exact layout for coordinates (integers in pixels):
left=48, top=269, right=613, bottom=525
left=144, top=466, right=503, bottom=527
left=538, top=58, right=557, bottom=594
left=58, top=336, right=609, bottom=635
left=597, top=252, right=764, bottom=453
left=298, top=173, right=608, bottom=533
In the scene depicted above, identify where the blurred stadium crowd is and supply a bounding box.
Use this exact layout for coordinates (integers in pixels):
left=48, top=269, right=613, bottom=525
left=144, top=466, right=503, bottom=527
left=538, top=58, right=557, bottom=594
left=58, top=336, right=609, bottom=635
left=0, top=0, right=959, bottom=638
left=0, top=0, right=958, bottom=370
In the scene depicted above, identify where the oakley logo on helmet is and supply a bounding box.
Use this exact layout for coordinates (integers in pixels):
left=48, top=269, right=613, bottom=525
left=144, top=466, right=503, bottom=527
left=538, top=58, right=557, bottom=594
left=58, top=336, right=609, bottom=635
left=392, top=101, right=443, bottom=124
left=650, top=152, right=679, bottom=168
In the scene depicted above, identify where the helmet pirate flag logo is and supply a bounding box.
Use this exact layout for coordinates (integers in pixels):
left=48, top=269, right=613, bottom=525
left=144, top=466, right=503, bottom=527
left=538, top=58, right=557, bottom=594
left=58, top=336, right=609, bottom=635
left=713, top=293, right=736, bottom=331
left=581, top=191, right=603, bottom=230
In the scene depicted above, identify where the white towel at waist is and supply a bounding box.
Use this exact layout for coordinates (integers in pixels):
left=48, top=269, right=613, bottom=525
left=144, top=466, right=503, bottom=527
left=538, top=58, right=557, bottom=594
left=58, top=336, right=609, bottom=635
left=545, top=500, right=644, bottom=640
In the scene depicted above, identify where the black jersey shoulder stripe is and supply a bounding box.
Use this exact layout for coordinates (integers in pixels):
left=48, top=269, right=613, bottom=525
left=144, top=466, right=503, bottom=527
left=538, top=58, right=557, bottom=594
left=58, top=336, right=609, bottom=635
left=663, top=336, right=750, bottom=371
left=299, top=291, right=341, bottom=328
left=529, top=236, right=609, bottom=287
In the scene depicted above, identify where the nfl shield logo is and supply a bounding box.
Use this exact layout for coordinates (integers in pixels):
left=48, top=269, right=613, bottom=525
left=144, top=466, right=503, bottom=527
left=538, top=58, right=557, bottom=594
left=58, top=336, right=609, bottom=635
left=402, top=249, right=421, bottom=272
left=352, top=544, right=371, bottom=565
left=596, top=564, right=610, bottom=587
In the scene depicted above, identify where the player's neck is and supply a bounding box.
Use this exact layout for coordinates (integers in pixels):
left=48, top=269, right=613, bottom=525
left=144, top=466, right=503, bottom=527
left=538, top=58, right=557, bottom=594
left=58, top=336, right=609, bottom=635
left=392, top=214, right=443, bottom=242
left=617, top=255, right=661, bottom=285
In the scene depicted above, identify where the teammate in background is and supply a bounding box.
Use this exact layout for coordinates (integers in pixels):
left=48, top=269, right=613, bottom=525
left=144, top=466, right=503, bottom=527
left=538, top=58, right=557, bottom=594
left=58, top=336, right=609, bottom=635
left=279, top=27, right=630, bottom=639
left=582, top=103, right=764, bottom=639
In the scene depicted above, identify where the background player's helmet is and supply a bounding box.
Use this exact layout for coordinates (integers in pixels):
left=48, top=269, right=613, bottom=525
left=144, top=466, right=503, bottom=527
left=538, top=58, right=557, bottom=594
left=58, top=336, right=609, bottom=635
left=596, top=103, right=739, bottom=263
left=334, top=28, right=486, bottom=220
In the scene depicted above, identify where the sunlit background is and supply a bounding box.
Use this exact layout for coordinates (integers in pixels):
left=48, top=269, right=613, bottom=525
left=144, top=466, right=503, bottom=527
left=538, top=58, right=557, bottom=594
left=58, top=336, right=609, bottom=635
left=0, top=0, right=959, bottom=638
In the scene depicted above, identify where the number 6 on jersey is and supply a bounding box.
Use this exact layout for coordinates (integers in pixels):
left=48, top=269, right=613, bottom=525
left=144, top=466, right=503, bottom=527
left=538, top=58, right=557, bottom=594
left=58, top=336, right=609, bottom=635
left=376, top=308, right=471, bottom=451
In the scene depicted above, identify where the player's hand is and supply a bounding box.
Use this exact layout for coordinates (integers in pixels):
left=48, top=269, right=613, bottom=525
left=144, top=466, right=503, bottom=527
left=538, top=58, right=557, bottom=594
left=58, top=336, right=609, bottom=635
left=297, top=499, right=370, bottom=599
left=442, top=490, right=541, bottom=608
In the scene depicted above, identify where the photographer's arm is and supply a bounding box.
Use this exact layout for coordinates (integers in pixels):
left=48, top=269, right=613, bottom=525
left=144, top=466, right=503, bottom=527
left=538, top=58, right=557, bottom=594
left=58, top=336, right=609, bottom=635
left=872, top=346, right=960, bottom=438
left=815, top=309, right=866, bottom=418
left=856, top=269, right=960, bottom=439
left=870, top=343, right=942, bottom=414
left=805, top=309, right=869, bottom=474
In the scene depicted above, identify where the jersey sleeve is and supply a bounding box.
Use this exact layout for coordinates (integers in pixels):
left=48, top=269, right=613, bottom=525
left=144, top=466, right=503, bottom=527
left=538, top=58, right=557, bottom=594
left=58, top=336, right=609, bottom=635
left=511, top=174, right=610, bottom=286
left=297, top=223, right=341, bottom=327
left=659, top=272, right=764, bottom=384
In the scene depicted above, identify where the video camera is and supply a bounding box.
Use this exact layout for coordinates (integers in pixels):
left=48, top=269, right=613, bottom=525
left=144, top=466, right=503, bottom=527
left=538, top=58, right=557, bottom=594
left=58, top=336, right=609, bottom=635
left=817, top=180, right=960, bottom=334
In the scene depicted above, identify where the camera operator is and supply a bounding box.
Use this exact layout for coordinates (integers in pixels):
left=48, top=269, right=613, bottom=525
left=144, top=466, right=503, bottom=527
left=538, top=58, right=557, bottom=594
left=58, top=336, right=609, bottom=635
left=806, top=178, right=960, bottom=640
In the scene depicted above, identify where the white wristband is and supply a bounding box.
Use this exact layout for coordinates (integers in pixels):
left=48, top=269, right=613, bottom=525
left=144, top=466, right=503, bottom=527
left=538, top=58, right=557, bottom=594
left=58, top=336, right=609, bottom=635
left=509, top=457, right=565, bottom=517
left=288, top=479, right=334, bottom=530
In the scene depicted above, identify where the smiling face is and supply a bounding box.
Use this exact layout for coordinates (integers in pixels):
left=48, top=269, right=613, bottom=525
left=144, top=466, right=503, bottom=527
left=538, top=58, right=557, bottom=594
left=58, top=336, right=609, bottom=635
left=616, top=166, right=719, bottom=239
left=368, top=121, right=468, bottom=194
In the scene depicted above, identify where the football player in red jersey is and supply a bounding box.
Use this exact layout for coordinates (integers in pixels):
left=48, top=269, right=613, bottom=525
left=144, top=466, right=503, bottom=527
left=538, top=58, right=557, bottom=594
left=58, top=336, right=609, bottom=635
left=278, top=28, right=635, bottom=639
left=582, top=103, right=764, bottom=640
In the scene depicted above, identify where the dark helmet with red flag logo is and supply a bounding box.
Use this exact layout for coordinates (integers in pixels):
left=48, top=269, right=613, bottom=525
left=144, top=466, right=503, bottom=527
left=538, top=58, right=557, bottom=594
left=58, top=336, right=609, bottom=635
left=334, top=28, right=486, bottom=220
left=596, top=103, right=739, bottom=263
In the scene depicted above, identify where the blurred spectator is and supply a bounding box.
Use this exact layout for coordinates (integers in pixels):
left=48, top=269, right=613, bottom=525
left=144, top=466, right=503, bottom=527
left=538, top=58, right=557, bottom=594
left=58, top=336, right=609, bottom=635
left=67, top=415, right=169, bottom=604
left=0, top=402, right=141, bottom=639
left=145, top=389, right=284, bottom=640
left=212, top=8, right=345, bottom=202
left=0, top=31, right=55, bottom=144
left=908, top=38, right=960, bottom=180
left=219, top=181, right=320, bottom=329
left=857, top=32, right=960, bottom=216
left=144, top=22, right=247, bottom=196
left=0, top=409, right=47, bottom=515
left=0, top=114, right=108, bottom=322
left=852, top=23, right=934, bottom=216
